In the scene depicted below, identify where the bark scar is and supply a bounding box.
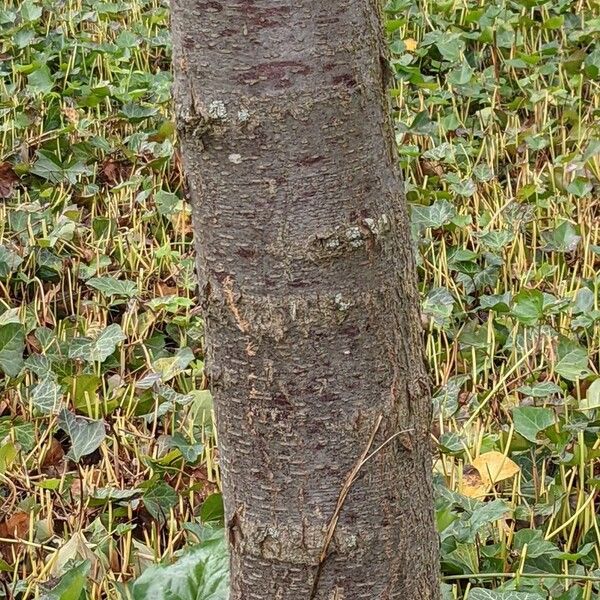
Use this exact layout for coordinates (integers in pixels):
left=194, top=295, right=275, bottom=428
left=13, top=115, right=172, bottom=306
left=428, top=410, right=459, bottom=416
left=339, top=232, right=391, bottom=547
left=177, top=86, right=227, bottom=151
left=228, top=509, right=243, bottom=548
left=223, top=276, right=250, bottom=333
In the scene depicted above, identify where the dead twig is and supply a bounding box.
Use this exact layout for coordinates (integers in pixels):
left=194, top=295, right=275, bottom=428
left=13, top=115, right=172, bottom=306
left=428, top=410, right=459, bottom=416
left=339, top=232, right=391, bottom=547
left=310, top=416, right=414, bottom=598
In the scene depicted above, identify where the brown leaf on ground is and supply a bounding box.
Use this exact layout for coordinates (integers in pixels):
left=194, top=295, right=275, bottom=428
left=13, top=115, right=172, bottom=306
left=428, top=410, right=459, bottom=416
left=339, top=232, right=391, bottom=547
left=156, top=282, right=179, bottom=297
left=26, top=333, right=42, bottom=353
left=0, top=162, right=20, bottom=199
left=461, top=465, right=488, bottom=499
left=98, top=156, right=133, bottom=186
left=42, top=437, right=65, bottom=470
left=420, top=159, right=444, bottom=178
left=0, top=511, right=29, bottom=539
left=173, top=211, right=192, bottom=235
left=62, top=106, right=80, bottom=126
left=0, top=511, right=30, bottom=560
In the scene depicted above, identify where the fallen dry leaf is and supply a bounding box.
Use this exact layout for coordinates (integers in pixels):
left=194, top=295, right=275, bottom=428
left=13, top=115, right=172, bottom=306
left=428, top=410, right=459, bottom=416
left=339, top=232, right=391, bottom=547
left=172, top=210, right=192, bottom=235
left=98, top=156, right=133, bottom=186
left=404, top=38, right=418, bottom=52
left=0, top=511, right=30, bottom=560
left=460, top=465, right=488, bottom=499
left=0, top=162, right=20, bottom=199
left=42, top=437, right=65, bottom=470
left=62, top=106, right=80, bottom=126
left=26, top=333, right=42, bottom=353
left=420, top=159, right=444, bottom=178
left=461, top=452, right=520, bottom=499
left=0, top=511, right=29, bottom=539
left=472, top=451, right=520, bottom=485
left=156, top=282, right=179, bottom=297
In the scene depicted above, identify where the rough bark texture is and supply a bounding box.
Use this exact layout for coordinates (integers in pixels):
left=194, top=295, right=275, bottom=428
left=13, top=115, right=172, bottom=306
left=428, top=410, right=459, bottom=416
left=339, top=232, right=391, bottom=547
left=172, top=1, right=440, bottom=598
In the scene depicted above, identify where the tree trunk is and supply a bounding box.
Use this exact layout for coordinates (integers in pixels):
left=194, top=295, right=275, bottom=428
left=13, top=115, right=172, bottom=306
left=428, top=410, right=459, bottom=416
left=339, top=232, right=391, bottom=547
left=171, top=1, right=440, bottom=598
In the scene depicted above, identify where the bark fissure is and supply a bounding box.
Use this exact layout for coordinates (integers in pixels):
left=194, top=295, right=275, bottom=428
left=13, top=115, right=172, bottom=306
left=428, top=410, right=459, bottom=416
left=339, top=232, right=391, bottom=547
left=172, top=0, right=441, bottom=597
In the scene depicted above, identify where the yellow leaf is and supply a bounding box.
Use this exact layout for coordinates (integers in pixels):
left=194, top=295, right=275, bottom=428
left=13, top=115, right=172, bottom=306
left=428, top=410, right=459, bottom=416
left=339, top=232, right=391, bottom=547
left=472, top=451, right=520, bottom=485
left=0, top=441, right=18, bottom=474
left=460, top=466, right=488, bottom=499
left=404, top=38, right=418, bottom=52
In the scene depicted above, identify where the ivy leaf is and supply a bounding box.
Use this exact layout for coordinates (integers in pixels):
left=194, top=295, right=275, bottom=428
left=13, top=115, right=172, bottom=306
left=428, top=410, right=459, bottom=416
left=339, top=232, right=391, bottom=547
left=512, top=406, right=555, bottom=442
left=0, top=309, right=21, bottom=327
left=31, top=376, right=63, bottom=414
left=580, top=378, right=600, bottom=411
left=411, top=200, right=456, bottom=230
left=15, top=29, right=35, bottom=49
left=463, top=499, right=511, bottom=542
left=142, top=481, right=178, bottom=522
left=58, top=409, right=106, bottom=462
left=433, top=375, right=470, bottom=419
left=200, top=493, right=225, bottom=525
left=511, top=289, right=544, bottom=326
left=567, top=177, right=593, bottom=198
left=0, top=246, right=23, bottom=277
left=435, top=34, right=465, bottom=62
left=384, top=0, right=412, bottom=12
left=116, top=30, right=138, bottom=49
left=469, top=590, right=546, bottom=600
left=517, top=382, right=562, bottom=398
left=479, top=293, right=511, bottom=313
left=30, top=150, right=63, bottom=182
left=67, top=374, right=102, bottom=413
left=130, top=530, right=229, bottom=600
left=447, top=61, right=473, bottom=86
left=41, top=560, right=90, bottom=600
left=30, top=150, right=89, bottom=184
left=69, top=336, right=99, bottom=363
left=543, top=15, right=564, bottom=29
left=153, top=347, right=195, bottom=382
left=87, top=276, right=138, bottom=298
left=449, top=178, right=476, bottom=198
left=27, top=65, right=53, bottom=95
left=12, top=422, right=35, bottom=453
left=422, top=287, right=455, bottom=327
left=154, top=190, right=183, bottom=216
left=473, top=163, right=494, bottom=182
left=513, top=528, right=558, bottom=559
left=0, top=323, right=25, bottom=377
left=167, top=432, right=203, bottom=463
left=584, top=46, right=600, bottom=79
left=19, top=0, right=42, bottom=23
left=0, top=442, right=18, bottom=474
left=443, top=542, right=478, bottom=575
left=69, top=324, right=126, bottom=363
left=478, top=230, right=514, bottom=252
left=120, top=102, right=158, bottom=122
left=542, top=221, right=581, bottom=253
left=573, top=287, right=594, bottom=314
left=555, top=338, right=590, bottom=381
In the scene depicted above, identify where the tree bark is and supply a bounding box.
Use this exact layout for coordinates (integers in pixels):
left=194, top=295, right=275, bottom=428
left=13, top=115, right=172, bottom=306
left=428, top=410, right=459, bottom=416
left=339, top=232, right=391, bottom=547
left=171, top=1, right=440, bottom=598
